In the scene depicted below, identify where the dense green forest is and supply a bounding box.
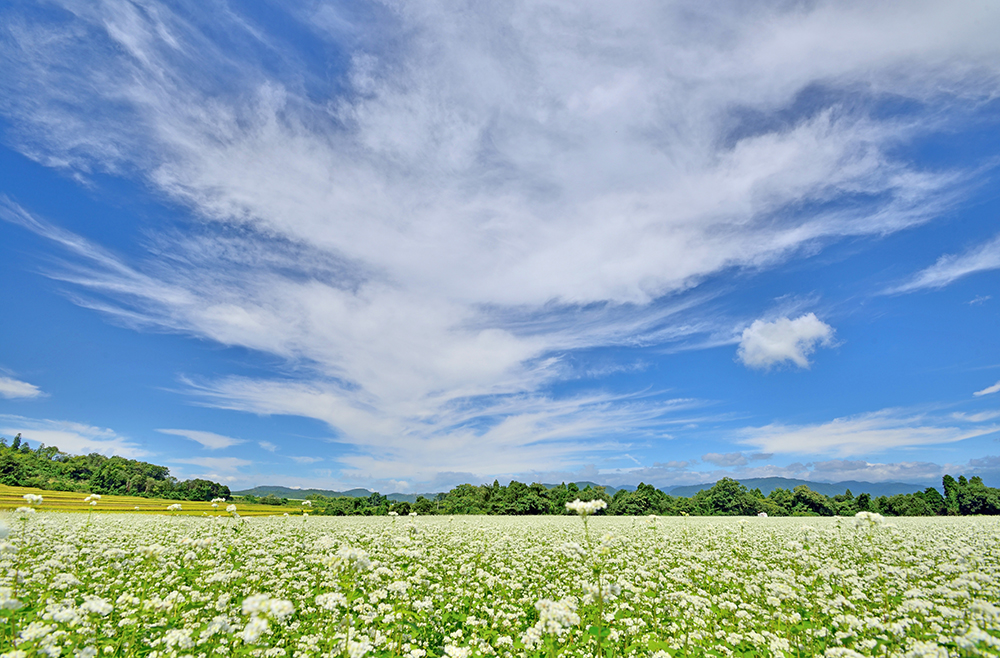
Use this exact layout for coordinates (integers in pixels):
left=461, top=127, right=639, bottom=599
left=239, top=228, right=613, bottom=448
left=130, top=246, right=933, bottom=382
left=0, top=433, right=230, bottom=501
left=273, top=475, right=1000, bottom=517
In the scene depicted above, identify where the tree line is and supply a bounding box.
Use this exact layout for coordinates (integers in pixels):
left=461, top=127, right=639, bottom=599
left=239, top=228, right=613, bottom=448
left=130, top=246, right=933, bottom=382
left=4, top=431, right=998, bottom=514
left=0, top=434, right=231, bottom=501
left=292, top=476, right=1000, bottom=517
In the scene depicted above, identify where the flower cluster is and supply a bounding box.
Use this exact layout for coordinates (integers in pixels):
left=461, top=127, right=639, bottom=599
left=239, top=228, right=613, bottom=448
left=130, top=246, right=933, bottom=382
left=565, top=498, right=608, bottom=516
left=0, top=510, right=996, bottom=658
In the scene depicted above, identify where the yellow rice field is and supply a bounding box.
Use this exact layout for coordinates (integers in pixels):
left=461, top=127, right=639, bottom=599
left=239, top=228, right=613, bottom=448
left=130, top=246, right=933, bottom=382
left=0, top=483, right=303, bottom=516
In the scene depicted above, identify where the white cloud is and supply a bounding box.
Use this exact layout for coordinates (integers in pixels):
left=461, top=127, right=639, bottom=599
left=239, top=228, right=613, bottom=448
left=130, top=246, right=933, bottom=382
left=952, top=410, right=1000, bottom=422
left=289, top=455, right=322, bottom=464
left=258, top=441, right=278, bottom=452
left=0, top=376, right=43, bottom=399
left=169, top=456, right=252, bottom=473
left=702, top=452, right=748, bottom=467
left=737, top=313, right=835, bottom=370
left=0, top=414, right=147, bottom=458
left=973, top=381, right=1000, bottom=397
left=168, top=456, right=253, bottom=484
left=739, top=409, right=998, bottom=457
left=891, top=233, right=1000, bottom=293
left=157, top=428, right=244, bottom=450
left=2, top=1, right=999, bottom=484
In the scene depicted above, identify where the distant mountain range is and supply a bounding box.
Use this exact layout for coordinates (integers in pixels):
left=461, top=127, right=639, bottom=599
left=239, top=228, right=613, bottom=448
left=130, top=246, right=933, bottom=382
left=234, top=477, right=927, bottom=503
left=664, top=477, right=927, bottom=498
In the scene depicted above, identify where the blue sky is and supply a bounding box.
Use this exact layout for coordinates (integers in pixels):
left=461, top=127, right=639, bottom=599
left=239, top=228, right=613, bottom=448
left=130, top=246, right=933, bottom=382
left=2, top=0, right=1000, bottom=493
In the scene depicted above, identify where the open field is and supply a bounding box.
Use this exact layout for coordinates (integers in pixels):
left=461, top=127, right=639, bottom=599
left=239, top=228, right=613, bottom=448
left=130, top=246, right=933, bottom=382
left=0, top=512, right=998, bottom=657
left=0, top=483, right=303, bottom=517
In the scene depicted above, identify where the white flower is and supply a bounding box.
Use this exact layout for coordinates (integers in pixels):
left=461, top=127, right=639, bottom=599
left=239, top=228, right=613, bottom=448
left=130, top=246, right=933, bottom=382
left=242, top=594, right=294, bottom=621
left=226, top=504, right=237, bottom=513
left=23, top=493, right=43, bottom=505
left=0, top=587, right=22, bottom=610
left=533, top=598, right=580, bottom=635
left=347, top=639, right=372, bottom=658
left=14, top=507, right=35, bottom=516
left=0, top=520, right=8, bottom=540
left=854, top=511, right=884, bottom=527
left=444, top=645, right=471, bottom=658
left=387, top=511, right=398, bottom=517
left=565, top=499, right=607, bottom=516
left=302, top=500, right=312, bottom=506
left=80, top=596, right=113, bottom=616
left=758, top=512, right=768, bottom=517
left=238, top=616, right=270, bottom=644
left=167, top=504, right=182, bottom=512
left=316, top=592, right=348, bottom=611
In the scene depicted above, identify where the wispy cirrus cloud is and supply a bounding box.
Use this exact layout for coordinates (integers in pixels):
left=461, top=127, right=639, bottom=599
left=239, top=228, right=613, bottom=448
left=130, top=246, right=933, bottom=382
left=0, top=375, right=44, bottom=399
left=2, top=1, right=1000, bottom=485
left=890, top=233, right=1000, bottom=293
left=0, top=414, right=147, bottom=458
left=739, top=408, right=998, bottom=457
left=157, top=428, right=244, bottom=450
left=974, top=381, right=1000, bottom=397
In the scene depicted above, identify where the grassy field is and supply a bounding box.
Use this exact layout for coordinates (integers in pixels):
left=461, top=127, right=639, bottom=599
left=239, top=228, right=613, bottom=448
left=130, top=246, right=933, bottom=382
left=0, top=482, right=304, bottom=516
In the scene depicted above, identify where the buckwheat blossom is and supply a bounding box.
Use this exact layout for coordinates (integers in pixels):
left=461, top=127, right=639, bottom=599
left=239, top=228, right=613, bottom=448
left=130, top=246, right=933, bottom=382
left=166, top=504, right=182, bottom=512
left=565, top=499, right=607, bottom=516
left=0, top=587, right=22, bottom=610
left=0, top=507, right=996, bottom=657
left=0, top=520, right=8, bottom=539
left=239, top=615, right=270, bottom=644
left=22, top=494, right=43, bottom=505
left=444, top=644, right=471, bottom=658
left=854, top=511, right=884, bottom=527
left=242, top=594, right=295, bottom=621
left=316, top=592, right=348, bottom=611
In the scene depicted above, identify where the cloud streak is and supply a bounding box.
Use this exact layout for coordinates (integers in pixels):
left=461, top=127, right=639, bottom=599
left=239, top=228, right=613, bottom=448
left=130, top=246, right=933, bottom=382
left=739, top=409, right=998, bottom=457
left=0, top=414, right=147, bottom=458
left=891, top=233, right=1000, bottom=293
left=157, top=429, right=245, bottom=450
left=0, top=375, right=44, bottom=399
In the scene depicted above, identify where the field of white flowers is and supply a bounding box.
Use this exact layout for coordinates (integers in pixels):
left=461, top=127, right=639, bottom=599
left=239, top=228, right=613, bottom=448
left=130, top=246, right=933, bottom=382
left=1, top=508, right=999, bottom=658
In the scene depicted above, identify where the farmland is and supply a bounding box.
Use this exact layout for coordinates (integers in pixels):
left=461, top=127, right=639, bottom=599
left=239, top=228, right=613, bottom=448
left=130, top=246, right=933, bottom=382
left=0, top=484, right=303, bottom=517
left=1, top=510, right=998, bottom=657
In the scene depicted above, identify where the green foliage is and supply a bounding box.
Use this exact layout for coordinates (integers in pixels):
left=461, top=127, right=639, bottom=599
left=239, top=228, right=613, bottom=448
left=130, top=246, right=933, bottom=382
left=0, top=433, right=231, bottom=501
left=313, top=473, right=1000, bottom=517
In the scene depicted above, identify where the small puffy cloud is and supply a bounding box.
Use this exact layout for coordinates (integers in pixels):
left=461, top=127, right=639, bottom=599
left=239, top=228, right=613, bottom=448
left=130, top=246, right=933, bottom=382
left=0, top=376, right=44, bottom=399
left=702, top=452, right=748, bottom=467
left=157, top=428, right=244, bottom=450
left=0, top=414, right=147, bottom=458
left=289, top=455, right=322, bottom=464
left=973, top=381, right=1000, bottom=397
left=740, top=409, right=997, bottom=457
left=737, top=313, right=834, bottom=370
left=258, top=441, right=278, bottom=452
